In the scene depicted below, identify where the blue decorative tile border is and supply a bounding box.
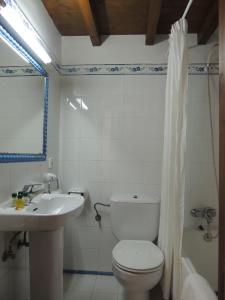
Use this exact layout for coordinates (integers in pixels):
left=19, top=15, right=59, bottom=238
left=63, top=269, right=114, bottom=276
left=0, top=66, right=41, bottom=77
left=58, top=64, right=167, bottom=76
left=2, top=63, right=218, bottom=77
left=55, top=63, right=219, bottom=76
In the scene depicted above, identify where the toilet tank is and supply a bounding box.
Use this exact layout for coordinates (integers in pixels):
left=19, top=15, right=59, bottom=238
left=110, top=194, right=160, bottom=241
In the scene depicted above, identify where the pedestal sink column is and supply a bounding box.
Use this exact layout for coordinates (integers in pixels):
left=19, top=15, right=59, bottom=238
left=29, top=228, right=63, bottom=300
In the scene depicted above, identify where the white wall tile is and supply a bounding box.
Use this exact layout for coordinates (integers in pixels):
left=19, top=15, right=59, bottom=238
left=185, top=74, right=219, bottom=228
left=101, top=95, right=124, bottom=118
left=81, top=117, right=103, bottom=139
left=60, top=100, right=82, bottom=139
left=190, top=162, right=216, bottom=190
left=80, top=161, right=111, bottom=183
left=61, top=139, right=80, bottom=161
left=60, top=161, right=80, bottom=192
left=60, top=74, right=165, bottom=272
left=188, top=76, right=208, bottom=98
left=73, top=76, right=123, bottom=97
left=64, top=246, right=100, bottom=271
left=79, top=139, right=102, bottom=161
left=76, top=226, right=100, bottom=250
left=123, top=76, right=165, bottom=97
left=0, top=165, right=10, bottom=194
left=102, top=118, right=125, bottom=139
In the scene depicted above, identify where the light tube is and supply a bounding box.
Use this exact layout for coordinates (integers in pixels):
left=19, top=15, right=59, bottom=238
left=0, top=0, right=51, bottom=64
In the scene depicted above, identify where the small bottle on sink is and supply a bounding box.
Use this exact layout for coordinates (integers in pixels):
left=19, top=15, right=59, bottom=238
left=11, top=193, right=17, bottom=207
left=15, top=192, right=25, bottom=210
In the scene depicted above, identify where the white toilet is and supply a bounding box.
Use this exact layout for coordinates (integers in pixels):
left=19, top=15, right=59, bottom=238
left=110, top=194, right=164, bottom=300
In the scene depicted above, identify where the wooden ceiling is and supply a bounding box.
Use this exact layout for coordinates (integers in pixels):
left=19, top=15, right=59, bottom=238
left=42, top=0, right=218, bottom=46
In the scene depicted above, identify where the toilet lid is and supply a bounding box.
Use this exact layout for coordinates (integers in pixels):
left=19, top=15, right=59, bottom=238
left=112, top=240, right=164, bottom=272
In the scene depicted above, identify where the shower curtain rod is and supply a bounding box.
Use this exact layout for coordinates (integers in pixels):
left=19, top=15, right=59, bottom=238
left=182, top=0, right=194, bottom=19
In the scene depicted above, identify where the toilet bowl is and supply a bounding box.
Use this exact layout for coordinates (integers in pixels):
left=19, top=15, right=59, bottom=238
left=112, top=240, right=164, bottom=300
left=110, top=194, right=164, bottom=300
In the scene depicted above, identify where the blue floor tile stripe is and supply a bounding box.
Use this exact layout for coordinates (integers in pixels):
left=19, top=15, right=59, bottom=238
left=63, top=269, right=114, bottom=276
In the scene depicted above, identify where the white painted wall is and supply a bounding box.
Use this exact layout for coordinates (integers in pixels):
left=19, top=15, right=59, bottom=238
left=60, top=34, right=219, bottom=273
left=61, top=34, right=218, bottom=64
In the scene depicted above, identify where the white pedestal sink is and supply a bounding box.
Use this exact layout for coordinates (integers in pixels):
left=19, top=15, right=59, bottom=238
left=30, top=228, right=64, bottom=300
left=0, top=193, right=85, bottom=300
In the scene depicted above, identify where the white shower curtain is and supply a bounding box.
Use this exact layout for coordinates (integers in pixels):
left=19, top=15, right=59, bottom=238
left=158, top=18, right=188, bottom=300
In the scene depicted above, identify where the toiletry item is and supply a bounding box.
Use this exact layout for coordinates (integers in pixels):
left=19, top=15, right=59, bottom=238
left=23, top=192, right=29, bottom=206
left=19, top=192, right=25, bottom=209
left=11, top=193, right=17, bottom=207
left=15, top=194, right=25, bottom=210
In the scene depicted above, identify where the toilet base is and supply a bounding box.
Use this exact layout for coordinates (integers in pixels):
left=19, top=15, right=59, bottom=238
left=122, top=290, right=150, bottom=300
left=112, top=256, right=163, bottom=300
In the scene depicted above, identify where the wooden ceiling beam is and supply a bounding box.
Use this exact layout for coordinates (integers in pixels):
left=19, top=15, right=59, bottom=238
left=197, top=0, right=218, bottom=44
left=146, top=0, right=163, bottom=45
left=78, top=0, right=101, bottom=46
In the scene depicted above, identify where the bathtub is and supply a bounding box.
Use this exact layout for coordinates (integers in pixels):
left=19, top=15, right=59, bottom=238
left=182, top=228, right=218, bottom=292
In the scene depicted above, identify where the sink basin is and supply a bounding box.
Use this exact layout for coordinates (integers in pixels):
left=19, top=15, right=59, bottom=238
left=0, top=193, right=85, bottom=300
left=0, top=193, right=84, bottom=231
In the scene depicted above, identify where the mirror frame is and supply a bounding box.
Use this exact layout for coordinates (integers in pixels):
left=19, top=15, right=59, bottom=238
left=0, top=22, right=48, bottom=163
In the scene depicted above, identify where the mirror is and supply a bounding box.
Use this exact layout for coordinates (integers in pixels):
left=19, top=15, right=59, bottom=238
left=0, top=23, right=48, bottom=162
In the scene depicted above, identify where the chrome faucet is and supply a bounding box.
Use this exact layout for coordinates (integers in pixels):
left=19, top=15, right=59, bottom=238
left=191, top=207, right=216, bottom=224
left=47, top=178, right=59, bottom=194
left=43, top=173, right=59, bottom=194
left=22, top=183, right=45, bottom=203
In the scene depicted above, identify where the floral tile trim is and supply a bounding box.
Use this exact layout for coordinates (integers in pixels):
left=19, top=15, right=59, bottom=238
left=56, top=63, right=219, bottom=76
left=58, top=64, right=167, bottom=75
left=0, top=66, right=41, bottom=77
left=0, top=63, right=219, bottom=77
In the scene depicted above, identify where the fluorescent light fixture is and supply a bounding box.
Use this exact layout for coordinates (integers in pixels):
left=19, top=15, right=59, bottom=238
left=69, top=101, right=77, bottom=111
left=76, top=97, right=88, bottom=110
left=0, top=0, right=51, bottom=64
left=0, top=33, right=29, bottom=63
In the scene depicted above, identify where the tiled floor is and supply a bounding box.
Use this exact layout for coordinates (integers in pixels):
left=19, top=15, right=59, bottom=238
left=63, top=274, right=163, bottom=300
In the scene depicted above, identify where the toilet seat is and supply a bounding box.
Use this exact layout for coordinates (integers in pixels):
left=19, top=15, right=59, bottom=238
left=112, top=258, right=163, bottom=274
left=112, top=240, right=164, bottom=274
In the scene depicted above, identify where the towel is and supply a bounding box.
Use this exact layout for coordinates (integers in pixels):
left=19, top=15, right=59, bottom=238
left=182, top=273, right=217, bottom=300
